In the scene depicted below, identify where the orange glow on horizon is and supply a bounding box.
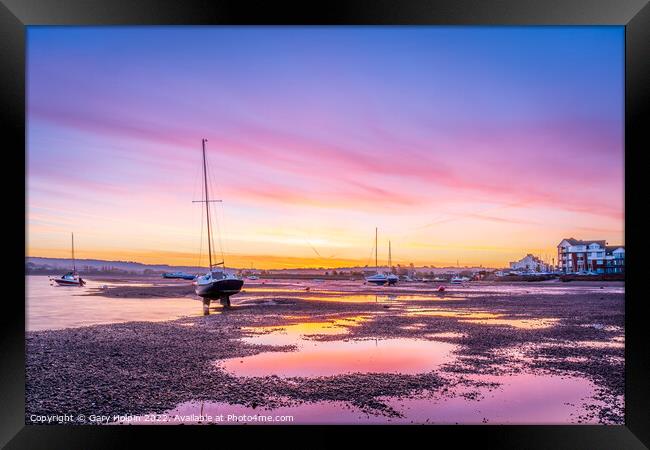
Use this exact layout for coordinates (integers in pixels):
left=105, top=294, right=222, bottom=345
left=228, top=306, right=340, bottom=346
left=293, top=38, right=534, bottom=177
left=26, top=245, right=569, bottom=270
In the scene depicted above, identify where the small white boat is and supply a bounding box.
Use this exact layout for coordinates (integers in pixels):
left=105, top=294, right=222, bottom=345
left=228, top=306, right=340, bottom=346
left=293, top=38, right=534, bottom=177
left=50, top=233, right=85, bottom=287
left=248, top=275, right=259, bottom=280
left=51, top=271, right=85, bottom=286
left=365, top=228, right=389, bottom=286
left=450, top=275, right=465, bottom=285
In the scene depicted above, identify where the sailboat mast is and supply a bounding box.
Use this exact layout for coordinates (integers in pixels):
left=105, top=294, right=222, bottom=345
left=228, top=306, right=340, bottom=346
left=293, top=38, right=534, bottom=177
left=375, top=227, right=378, bottom=271
left=389, top=240, right=392, bottom=270
left=202, top=139, right=213, bottom=270
left=72, top=232, right=75, bottom=272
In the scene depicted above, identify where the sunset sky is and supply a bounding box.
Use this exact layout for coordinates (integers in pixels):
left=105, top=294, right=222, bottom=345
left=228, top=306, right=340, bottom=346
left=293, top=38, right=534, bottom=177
left=26, top=26, right=624, bottom=269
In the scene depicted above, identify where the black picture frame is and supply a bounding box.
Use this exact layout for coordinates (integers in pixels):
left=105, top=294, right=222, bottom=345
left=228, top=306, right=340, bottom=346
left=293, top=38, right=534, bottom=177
left=3, top=0, right=648, bottom=447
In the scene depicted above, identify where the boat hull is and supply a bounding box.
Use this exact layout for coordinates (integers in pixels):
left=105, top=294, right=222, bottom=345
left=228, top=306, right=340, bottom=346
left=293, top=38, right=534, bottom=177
left=194, top=278, right=244, bottom=299
left=163, top=273, right=196, bottom=280
left=366, top=278, right=388, bottom=286
left=52, top=278, right=82, bottom=286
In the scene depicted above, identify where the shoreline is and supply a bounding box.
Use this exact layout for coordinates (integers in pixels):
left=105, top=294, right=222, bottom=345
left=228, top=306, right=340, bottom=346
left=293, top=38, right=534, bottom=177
left=26, top=279, right=624, bottom=425
left=77, top=277, right=624, bottom=299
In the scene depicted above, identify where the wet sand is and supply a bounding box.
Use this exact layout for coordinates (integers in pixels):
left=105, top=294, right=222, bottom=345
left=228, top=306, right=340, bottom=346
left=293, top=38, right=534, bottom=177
left=26, top=278, right=624, bottom=424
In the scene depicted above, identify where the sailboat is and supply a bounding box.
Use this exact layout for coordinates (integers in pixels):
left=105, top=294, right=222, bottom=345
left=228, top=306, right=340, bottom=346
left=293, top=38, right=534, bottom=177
left=192, top=139, right=244, bottom=308
left=386, top=240, right=398, bottom=285
left=50, top=233, right=85, bottom=287
left=365, top=228, right=388, bottom=286
left=247, top=262, right=259, bottom=280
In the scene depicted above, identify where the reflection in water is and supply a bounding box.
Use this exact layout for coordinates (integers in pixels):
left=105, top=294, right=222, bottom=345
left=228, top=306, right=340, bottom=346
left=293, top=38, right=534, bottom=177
left=460, top=318, right=559, bottom=329
left=405, top=309, right=499, bottom=319
left=426, top=332, right=466, bottom=339
left=239, top=279, right=623, bottom=300
left=26, top=275, right=203, bottom=331
left=382, top=373, right=610, bottom=424
left=218, top=317, right=456, bottom=377
left=404, top=308, right=559, bottom=329
left=218, top=338, right=456, bottom=377
left=300, top=294, right=466, bottom=303
left=139, top=372, right=607, bottom=424
left=240, top=316, right=369, bottom=343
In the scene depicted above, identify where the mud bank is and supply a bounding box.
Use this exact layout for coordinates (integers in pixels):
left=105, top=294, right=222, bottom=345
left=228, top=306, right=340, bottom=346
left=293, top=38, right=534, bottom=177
left=26, top=281, right=624, bottom=424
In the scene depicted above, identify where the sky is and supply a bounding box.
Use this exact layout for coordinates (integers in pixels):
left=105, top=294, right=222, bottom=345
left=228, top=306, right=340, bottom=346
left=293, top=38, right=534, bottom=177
left=26, top=26, right=624, bottom=269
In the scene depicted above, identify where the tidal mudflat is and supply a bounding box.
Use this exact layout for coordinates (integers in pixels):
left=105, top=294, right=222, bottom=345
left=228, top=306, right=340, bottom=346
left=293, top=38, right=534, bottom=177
left=25, top=276, right=624, bottom=424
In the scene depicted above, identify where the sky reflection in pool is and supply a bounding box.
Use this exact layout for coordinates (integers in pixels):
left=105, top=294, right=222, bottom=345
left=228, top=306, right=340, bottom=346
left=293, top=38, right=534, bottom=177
left=150, top=372, right=608, bottom=424
left=26, top=275, right=203, bottom=331
left=218, top=317, right=457, bottom=377
left=461, top=318, right=559, bottom=329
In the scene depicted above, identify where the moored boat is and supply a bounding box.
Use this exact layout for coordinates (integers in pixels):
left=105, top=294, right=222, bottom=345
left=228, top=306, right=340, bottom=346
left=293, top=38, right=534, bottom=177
left=163, top=271, right=196, bottom=280
left=386, top=240, right=399, bottom=285
left=366, top=273, right=389, bottom=286
left=365, top=227, right=388, bottom=286
left=450, top=275, right=464, bottom=284
left=50, top=233, right=85, bottom=287
left=52, top=271, right=84, bottom=286
left=191, top=138, right=243, bottom=311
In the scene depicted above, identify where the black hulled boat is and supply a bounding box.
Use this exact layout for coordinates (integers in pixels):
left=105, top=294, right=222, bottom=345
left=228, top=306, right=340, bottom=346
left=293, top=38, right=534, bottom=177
left=192, top=138, right=243, bottom=311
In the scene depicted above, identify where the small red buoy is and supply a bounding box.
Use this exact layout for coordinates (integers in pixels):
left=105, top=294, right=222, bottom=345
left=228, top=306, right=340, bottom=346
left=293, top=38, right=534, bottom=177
left=438, top=286, right=445, bottom=292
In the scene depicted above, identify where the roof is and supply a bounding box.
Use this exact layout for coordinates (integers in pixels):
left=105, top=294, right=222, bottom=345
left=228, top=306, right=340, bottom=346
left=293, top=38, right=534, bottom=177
left=605, top=245, right=625, bottom=252
left=559, top=238, right=607, bottom=247
left=511, top=254, right=545, bottom=264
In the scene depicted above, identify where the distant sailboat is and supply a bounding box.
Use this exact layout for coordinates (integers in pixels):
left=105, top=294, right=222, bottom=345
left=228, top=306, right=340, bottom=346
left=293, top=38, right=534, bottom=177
left=247, top=262, right=259, bottom=280
left=50, top=233, right=85, bottom=287
left=386, top=240, right=398, bottom=285
left=365, top=228, right=388, bottom=286
left=192, top=139, right=244, bottom=309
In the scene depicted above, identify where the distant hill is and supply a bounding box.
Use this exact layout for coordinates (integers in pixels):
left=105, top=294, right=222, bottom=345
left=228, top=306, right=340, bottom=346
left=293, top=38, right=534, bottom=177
left=26, top=256, right=497, bottom=274
left=26, top=257, right=204, bottom=274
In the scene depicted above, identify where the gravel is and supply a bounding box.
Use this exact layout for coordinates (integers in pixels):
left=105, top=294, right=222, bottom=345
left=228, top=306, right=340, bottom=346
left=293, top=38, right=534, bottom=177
left=26, top=282, right=624, bottom=424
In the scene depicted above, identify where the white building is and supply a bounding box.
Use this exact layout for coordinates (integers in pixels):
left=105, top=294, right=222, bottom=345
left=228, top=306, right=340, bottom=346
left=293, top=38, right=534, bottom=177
left=509, top=254, right=550, bottom=272
left=557, top=238, right=625, bottom=274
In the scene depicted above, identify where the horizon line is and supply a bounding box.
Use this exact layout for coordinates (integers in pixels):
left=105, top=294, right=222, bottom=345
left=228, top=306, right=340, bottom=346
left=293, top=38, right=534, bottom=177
left=25, top=254, right=502, bottom=270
